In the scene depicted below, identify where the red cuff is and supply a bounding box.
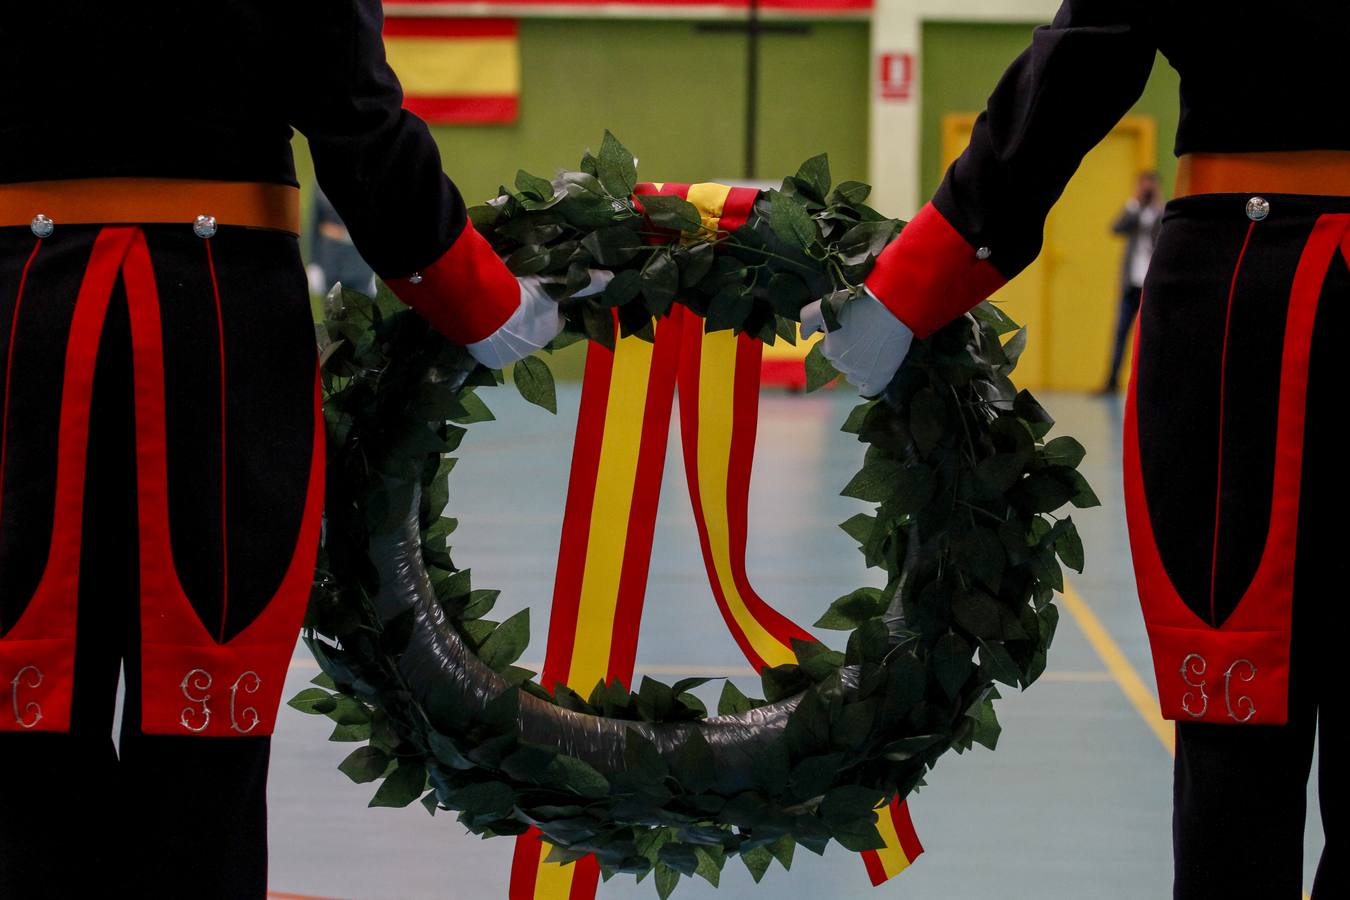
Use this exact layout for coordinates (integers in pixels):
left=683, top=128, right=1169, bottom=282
left=386, top=222, right=521, bottom=345
left=864, top=202, right=1008, bottom=339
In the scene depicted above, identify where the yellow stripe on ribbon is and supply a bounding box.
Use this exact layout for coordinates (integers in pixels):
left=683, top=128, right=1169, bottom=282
left=566, top=334, right=656, bottom=693
left=873, top=802, right=917, bottom=880
left=692, top=329, right=798, bottom=668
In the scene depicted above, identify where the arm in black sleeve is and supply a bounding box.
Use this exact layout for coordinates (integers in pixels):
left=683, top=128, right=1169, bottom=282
left=290, top=0, right=519, bottom=345
left=865, top=0, right=1158, bottom=336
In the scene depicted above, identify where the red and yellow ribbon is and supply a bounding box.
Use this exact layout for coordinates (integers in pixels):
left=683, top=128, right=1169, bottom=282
left=509, top=184, right=921, bottom=900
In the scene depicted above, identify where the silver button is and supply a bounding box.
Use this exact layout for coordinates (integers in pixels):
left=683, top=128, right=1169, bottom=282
left=975, top=246, right=991, bottom=260
left=193, top=214, right=218, bottom=239
left=30, top=214, right=54, bottom=238
left=1245, top=197, right=1270, bottom=222
left=408, top=272, right=424, bottom=285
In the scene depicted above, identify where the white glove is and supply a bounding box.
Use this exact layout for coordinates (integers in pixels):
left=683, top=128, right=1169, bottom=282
left=799, top=287, right=915, bottom=397
left=465, top=269, right=613, bottom=369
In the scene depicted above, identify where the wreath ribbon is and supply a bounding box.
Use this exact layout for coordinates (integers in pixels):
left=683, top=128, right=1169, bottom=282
left=508, top=185, right=921, bottom=899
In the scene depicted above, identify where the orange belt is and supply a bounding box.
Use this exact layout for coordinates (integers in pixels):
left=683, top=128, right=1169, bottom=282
left=0, top=178, right=301, bottom=235
left=1175, top=151, right=1350, bottom=199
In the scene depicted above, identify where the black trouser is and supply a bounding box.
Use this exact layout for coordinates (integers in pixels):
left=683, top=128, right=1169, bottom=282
left=1105, top=283, right=1143, bottom=389
left=0, top=224, right=316, bottom=898
left=1133, top=194, right=1346, bottom=898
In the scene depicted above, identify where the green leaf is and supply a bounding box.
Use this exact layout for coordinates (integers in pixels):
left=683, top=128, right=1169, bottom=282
left=790, top=751, right=847, bottom=799
left=814, top=587, right=888, bottom=630
left=546, top=754, right=610, bottom=799
left=828, top=180, right=871, bottom=205
left=1043, top=436, right=1087, bottom=469
left=654, top=864, right=681, bottom=900
left=678, top=241, right=716, bottom=288
left=450, top=780, right=516, bottom=817
left=840, top=456, right=903, bottom=503
left=287, top=687, right=337, bottom=716
left=932, top=632, right=974, bottom=698
left=768, top=191, right=818, bottom=250
left=673, top=731, right=717, bottom=793
left=767, top=272, right=811, bottom=318
left=512, top=356, right=557, bottom=414
left=369, top=760, right=427, bottom=808
left=838, top=512, right=875, bottom=546
left=641, top=250, right=681, bottom=316
left=740, top=846, right=773, bottom=883
left=450, top=391, right=495, bottom=424
left=952, top=589, right=1004, bottom=640
left=1054, top=516, right=1086, bottom=572
left=580, top=225, right=643, bottom=267
left=477, top=608, right=530, bottom=671
left=1065, top=469, right=1102, bottom=508
left=601, top=268, right=642, bottom=307
left=804, top=343, right=840, bottom=392
left=641, top=194, right=704, bottom=233
left=793, top=153, right=832, bottom=201
left=514, top=169, right=555, bottom=202
left=717, top=681, right=753, bottom=716
left=597, top=130, right=638, bottom=198
left=693, top=847, right=723, bottom=887
left=705, top=285, right=753, bottom=332
left=769, top=836, right=795, bottom=870
left=979, top=640, right=1022, bottom=688
left=339, top=746, right=392, bottom=784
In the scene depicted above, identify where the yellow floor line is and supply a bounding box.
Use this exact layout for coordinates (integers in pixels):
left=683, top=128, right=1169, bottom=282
left=1060, top=580, right=1174, bottom=754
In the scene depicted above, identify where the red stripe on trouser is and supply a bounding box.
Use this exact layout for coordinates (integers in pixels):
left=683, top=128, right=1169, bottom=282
left=1207, top=222, right=1256, bottom=625
left=122, top=227, right=326, bottom=736
left=0, top=227, right=132, bottom=733
left=203, top=237, right=231, bottom=642
left=0, top=239, right=44, bottom=531
left=1125, top=213, right=1350, bottom=726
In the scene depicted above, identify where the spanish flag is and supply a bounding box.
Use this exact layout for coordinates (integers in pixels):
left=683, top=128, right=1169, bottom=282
left=382, top=17, right=520, bottom=124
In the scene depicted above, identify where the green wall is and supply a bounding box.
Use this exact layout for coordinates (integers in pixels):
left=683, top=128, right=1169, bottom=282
left=295, top=18, right=870, bottom=240
left=919, top=20, right=1181, bottom=199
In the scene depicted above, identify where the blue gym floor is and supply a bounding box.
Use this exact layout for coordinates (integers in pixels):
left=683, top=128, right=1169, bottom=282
left=266, top=385, right=1324, bottom=899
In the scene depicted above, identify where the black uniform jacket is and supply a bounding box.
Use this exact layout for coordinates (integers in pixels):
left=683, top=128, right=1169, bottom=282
left=864, top=0, right=1350, bottom=336
left=0, top=0, right=519, bottom=345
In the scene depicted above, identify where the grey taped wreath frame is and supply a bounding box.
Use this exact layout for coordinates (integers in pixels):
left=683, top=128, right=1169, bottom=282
left=293, top=134, right=1098, bottom=896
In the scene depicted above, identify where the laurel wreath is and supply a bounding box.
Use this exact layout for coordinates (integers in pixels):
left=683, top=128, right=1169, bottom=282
left=290, top=134, right=1098, bottom=897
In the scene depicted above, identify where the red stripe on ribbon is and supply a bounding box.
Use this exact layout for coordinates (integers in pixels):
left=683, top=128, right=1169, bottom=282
left=891, top=798, right=924, bottom=862
left=540, top=338, right=615, bottom=693
left=723, top=333, right=813, bottom=656
left=606, top=313, right=685, bottom=680
left=860, top=848, right=889, bottom=886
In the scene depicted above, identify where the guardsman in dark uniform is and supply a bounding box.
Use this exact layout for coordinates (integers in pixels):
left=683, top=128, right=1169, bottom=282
left=0, top=2, right=559, bottom=896
left=804, top=2, right=1346, bottom=896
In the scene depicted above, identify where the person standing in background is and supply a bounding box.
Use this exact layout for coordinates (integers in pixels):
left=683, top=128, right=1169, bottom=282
left=1101, top=171, right=1163, bottom=394
left=307, top=185, right=377, bottom=297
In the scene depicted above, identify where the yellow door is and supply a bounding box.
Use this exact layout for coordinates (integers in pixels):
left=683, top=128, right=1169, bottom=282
left=941, top=115, right=1157, bottom=391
